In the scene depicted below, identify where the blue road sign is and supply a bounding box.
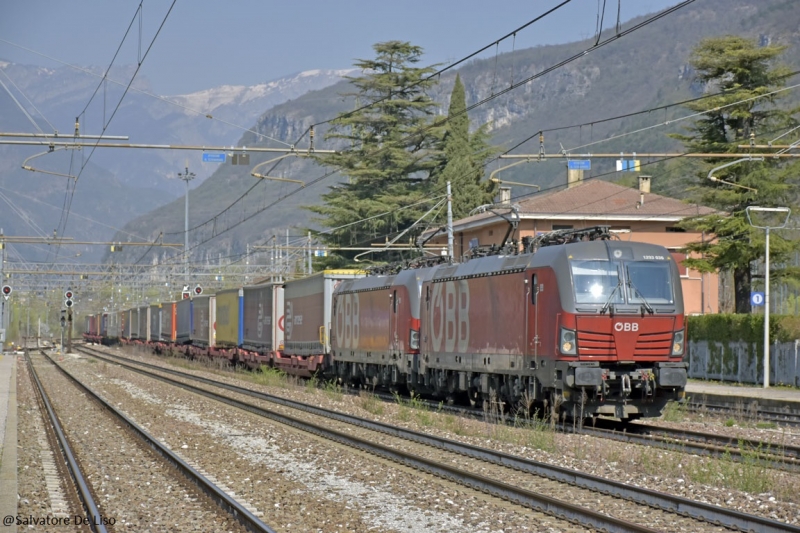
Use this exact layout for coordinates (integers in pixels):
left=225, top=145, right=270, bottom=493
left=751, top=291, right=765, bottom=306
left=203, top=153, right=226, bottom=163
left=568, top=160, right=591, bottom=170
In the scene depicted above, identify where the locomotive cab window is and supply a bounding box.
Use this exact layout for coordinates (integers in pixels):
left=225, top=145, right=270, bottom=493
left=531, top=274, right=537, bottom=305
left=571, top=260, right=623, bottom=304
left=625, top=261, right=674, bottom=304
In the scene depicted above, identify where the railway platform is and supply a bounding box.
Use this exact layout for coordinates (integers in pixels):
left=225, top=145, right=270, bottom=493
left=686, top=380, right=800, bottom=415
left=0, top=353, right=17, bottom=532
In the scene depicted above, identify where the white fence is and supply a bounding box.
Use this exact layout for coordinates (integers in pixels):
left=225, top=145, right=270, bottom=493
left=688, top=340, right=800, bottom=387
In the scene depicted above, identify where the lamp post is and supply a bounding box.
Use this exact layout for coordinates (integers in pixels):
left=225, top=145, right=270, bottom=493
left=178, top=165, right=196, bottom=286
left=746, top=206, right=791, bottom=388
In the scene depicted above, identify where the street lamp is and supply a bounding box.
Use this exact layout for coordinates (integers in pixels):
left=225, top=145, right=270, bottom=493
left=746, top=206, right=791, bottom=388
left=178, top=165, right=196, bottom=286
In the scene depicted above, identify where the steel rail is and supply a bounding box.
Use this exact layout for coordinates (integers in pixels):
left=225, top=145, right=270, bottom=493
left=630, top=423, right=800, bottom=462
left=25, top=350, right=108, bottom=533
left=578, top=424, right=799, bottom=473
left=79, top=345, right=799, bottom=533
left=36, top=349, right=277, bottom=533
left=687, top=402, right=800, bottom=428
left=76, top=348, right=657, bottom=533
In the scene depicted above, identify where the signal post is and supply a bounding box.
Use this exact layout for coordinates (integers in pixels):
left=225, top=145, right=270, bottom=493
left=65, top=289, right=74, bottom=353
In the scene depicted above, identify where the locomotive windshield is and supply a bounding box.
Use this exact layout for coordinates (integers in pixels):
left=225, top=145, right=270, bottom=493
left=570, top=259, right=674, bottom=306
left=571, top=260, right=624, bottom=304
left=625, top=261, right=674, bottom=304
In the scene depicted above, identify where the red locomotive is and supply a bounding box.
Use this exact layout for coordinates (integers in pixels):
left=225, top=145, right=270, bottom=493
left=331, top=227, right=687, bottom=420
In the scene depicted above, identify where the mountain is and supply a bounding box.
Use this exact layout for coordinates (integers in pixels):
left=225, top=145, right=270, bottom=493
left=110, top=0, right=800, bottom=268
left=0, top=64, right=354, bottom=261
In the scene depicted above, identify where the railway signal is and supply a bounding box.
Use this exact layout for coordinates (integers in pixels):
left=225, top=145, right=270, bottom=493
left=1, top=285, right=10, bottom=300
left=194, top=285, right=203, bottom=296
left=65, top=289, right=73, bottom=299
left=65, top=298, right=74, bottom=308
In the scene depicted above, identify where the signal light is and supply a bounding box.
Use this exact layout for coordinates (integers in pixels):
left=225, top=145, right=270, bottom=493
left=194, top=285, right=203, bottom=296
left=65, top=289, right=73, bottom=299
left=65, top=299, right=74, bottom=308
left=1, top=285, right=10, bottom=300
left=182, top=292, right=190, bottom=300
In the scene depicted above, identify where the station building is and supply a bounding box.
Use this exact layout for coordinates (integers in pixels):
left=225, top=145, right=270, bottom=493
left=424, top=175, right=719, bottom=315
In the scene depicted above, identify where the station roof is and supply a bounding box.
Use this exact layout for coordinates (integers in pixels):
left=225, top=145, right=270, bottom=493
left=441, top=179, right=717, bottom=234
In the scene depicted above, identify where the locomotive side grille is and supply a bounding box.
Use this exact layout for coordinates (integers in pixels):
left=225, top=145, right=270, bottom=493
left=577, top=331, right=616, bottom=356
left=634, top=331, right=673, bottom=356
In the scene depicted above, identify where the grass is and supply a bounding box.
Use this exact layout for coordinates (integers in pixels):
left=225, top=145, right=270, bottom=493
left=660, top=398, right=689, bottom=422
left=357, top=391, right=384, bottom=416
left=322, top=379, right=344, bottom=402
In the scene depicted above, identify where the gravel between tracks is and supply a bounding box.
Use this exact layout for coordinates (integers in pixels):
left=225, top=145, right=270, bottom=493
left=62, top=353, right=576, bottom=533
left=102, top=345, right=800, bottom=526
left=29, top=353, right=250, bottom=533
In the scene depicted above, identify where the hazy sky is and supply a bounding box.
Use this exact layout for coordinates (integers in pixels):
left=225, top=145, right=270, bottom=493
left=1, top=0, right=681, bottom=95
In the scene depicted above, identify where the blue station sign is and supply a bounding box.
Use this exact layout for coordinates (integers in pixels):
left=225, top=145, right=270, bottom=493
left=568, top=160, right=591, bottom=171
left=203, top=153, right=226, bottom=163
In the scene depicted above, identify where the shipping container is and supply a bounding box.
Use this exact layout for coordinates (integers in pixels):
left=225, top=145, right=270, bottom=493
left=149, top=304, right=161, bottom=342
left=242, top=284, right=284, bottom=354
left=283, top=270, right=364, bottom=356
left=176, top=299, right=192, bottom=344
left=122, top=309, right=132, bottom=339
left=129, top=308, right=140, bottom=339
left=215, top=288, right=242, bottom=348
left=160, top=302, right=177, bottom=342
left=138, top=306, right=150, bottom=340
left=108, top=311, right=119, bottom=339
left=190, top=295, right=215, bottom=347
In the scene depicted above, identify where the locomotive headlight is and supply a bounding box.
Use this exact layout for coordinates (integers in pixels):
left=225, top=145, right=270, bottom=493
left=409, top=329, right=420, bottom=350
left=560, top=327, right=577, bottom=355
left=671, top=330, right=685, bottom=356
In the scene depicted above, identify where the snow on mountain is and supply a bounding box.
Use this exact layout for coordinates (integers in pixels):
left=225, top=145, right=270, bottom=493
left=167, top=68, right=356, bottom=116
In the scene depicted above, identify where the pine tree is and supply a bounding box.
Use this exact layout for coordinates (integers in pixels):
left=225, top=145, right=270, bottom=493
left=307, top=41, right=441, bottom=266
left=432, top=74, right=497, bottom=220
left=675, top=36, right=799, bottom=313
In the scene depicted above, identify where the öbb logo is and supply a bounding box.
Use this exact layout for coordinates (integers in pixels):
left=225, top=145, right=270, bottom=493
left=335, top=293, right=360, bottom=349
left=614, top=322, right=639, bottom=332
left=430, top=280, right=470, bottom=353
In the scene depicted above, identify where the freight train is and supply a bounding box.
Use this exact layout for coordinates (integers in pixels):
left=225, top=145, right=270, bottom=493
left=84, top=226, right=688, bottom=420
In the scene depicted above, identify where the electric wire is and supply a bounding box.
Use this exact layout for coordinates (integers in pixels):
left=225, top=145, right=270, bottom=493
left=52, top=0, right=178, bottom=263
left=0, top=70, right=55, bottom=133
left=78, top=2, right=142, bottom=118
left=0, top=37, right=294, bottom=148
left=176, top=0, right=696, bottom=245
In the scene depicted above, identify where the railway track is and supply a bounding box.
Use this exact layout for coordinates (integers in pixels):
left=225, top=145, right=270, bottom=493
left=686, top=401, right=800, bottom=428
left=76, top=344, right=798, bottom=533
left=30, top=349, right=277, bottom=533
left=25, top=349, right=108, bottom=532
left=364, top=386, right=800, bottom=473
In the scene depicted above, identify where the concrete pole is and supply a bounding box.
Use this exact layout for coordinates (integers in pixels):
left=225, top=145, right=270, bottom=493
left=307, top=231, right=312, bottom=275
left=179, top=165, right=195, bottom=287
left=446, top=181, right=454, bottom=259
left=764, top=226, right=771, bottom=389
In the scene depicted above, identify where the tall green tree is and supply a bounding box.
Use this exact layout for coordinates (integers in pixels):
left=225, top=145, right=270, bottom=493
left=675, top=36, right=798, bottom=312
left=431, top=74, right=497, bottom=220
left=308, top=41, right=441, bottom=266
